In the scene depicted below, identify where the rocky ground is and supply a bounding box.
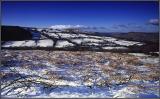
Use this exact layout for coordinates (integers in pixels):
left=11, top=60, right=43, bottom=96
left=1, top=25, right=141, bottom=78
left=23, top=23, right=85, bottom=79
left=0, top=50, right=159, bottom=98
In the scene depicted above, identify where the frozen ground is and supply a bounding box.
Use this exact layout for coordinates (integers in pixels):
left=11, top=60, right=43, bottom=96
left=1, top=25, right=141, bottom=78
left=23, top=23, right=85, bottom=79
left=2, top=29, right=144, bottom=51
left=1, top=50, right=159, bottom=98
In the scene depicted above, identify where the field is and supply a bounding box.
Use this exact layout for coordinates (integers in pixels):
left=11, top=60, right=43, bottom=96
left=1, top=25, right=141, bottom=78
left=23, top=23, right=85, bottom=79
left=1, top=1, right=159, bottom=98
left=1, top=26, right=159, bottom=98
left=1, top=50, right=159, bottom=98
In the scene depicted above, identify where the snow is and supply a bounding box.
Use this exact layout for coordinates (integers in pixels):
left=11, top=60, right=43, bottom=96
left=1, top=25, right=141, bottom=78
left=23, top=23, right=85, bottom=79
left=37, top=40, right=53, bottom=47
left=135, top=66, right=150, bottom=72
left=89, top=35, right=103, bottom=39
left=113, top=85, right=140, bottom=98
left=47, top=86, right=111, bottom=98
left=23, top=41, right=36, bottom=46
left=71, top=39, right=83, bottom=44
left=2, top=41, right=26, bottom=47
left=112, top=80, right=160, bottom=98
left=1, top=50, right=159, bottom=98
left=1, top=40, right=37, bottom=47
left=113, top=40, right=143, bottom=46
left=47, top=29, right=62, bottom=32
left=139, top=93, right=159, bottom=98
left=54, top=80, right=80, bottom=86
left=117, top=69, right=127, bottom=74
left=139, top=58, right=159, bottom=64
left=83, top=38, right=104, bottom=42
left=149, top=52, right=159, bottom=55
left=57, top=33, right=78, bottom=38
left=46, top=32, right=90, bottom=38
left=128, top=53, right=150, bottom=57
left=55, top=40, right=74, bottom=48
left=104, top=37, right=117, bottom=42
left=104, top=61, right=110, bottom=65
left=78, top=34, right=89, bottom=38
left=13, top=87, right=37, bottom=95
left=102, top=47, right=128, bottom=50
left=2, top=29, right=146, bottom=50
left=2, top=40, right=54, bottom=47
left=48, top=33, right=59, bottom=38
left=86, top=43, right=99, bottom=46
left=104, top=37, right=144, bottom=46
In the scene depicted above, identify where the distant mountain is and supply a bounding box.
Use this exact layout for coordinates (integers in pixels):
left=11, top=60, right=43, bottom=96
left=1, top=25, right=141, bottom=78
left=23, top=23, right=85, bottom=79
left=109, top=32, right=159, bottom=43
left=84, top=31, right=159, bottom=44
left=1, top=26, right=159, bottom=55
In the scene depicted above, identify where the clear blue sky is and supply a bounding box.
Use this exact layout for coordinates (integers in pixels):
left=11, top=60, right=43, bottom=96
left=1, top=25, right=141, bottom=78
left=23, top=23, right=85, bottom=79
left=2, top=1, right=159, bottom=32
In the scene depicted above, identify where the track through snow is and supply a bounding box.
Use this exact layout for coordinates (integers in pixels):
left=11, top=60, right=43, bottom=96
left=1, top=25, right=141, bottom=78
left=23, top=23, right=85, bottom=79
left=1, top=50, right=159, bottom=98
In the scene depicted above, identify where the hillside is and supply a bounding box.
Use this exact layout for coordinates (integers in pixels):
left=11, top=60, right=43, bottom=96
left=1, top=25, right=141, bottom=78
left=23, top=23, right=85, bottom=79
left=1, top=50, right=159, bottom=98
left=1, top=26, right=159, bottom=56
left=1, top=26, right=159, bottom=98
left=109, top=32, right=159, bottom=43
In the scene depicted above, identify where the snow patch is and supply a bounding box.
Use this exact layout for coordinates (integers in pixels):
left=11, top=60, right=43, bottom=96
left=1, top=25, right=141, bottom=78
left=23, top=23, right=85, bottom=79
left=57, top=33, right=78, bottom=38
left=2, top=41, right=26, bottom=47
left=55, top=41, right=74, bottom=48
left=139, top=58, right=159, bottom=64
left=113, top=86, right=140, bottom=98
left=104, top=37, right=144, bottom=46
left=37, top=40, right=53, bottom=47
left=71, top=39, right=83, bottom=44
left=83, top=38, right=104, bottom=42
left=113, top=40, right=143, bottom=46
left=102, top=47, right=128, bottom=50
left=128, top=53, right=150, bottom=57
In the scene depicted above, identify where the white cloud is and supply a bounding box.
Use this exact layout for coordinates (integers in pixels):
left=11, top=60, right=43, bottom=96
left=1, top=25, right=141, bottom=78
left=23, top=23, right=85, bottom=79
left=50, top=25, right=85, bottom=29
left=149, top=19, right=159, bottom=25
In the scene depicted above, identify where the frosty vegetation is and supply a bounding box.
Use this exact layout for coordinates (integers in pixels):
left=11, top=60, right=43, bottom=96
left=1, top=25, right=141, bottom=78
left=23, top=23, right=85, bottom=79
left=1, top=28, right=159, bottom=98
left=1, top=50, right=159, bottom=98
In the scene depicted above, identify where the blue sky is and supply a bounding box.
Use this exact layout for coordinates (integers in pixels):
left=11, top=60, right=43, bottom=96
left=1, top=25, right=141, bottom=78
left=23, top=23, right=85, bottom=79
left=2, top=1, right=159, bottom=32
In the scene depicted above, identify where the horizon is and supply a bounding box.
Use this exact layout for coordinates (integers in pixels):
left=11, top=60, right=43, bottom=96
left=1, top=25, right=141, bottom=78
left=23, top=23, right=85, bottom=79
left=1, top=25, right=159, bottom=34
left=2, top=1, right=159, bottom=32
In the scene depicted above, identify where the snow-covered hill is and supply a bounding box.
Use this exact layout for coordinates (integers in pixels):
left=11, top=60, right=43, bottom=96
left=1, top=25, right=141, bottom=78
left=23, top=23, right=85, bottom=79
left=1, top=26, right=159, bottom=98
left=2, top=28, right=146, bottom=52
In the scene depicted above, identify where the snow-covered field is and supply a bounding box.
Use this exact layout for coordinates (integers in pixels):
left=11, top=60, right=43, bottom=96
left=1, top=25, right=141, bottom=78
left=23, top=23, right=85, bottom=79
left=1, top=29, right=145, bottom=51
left=2, top=40, right=54, bottom=47
left=1, top=50, right=159, bottom=98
